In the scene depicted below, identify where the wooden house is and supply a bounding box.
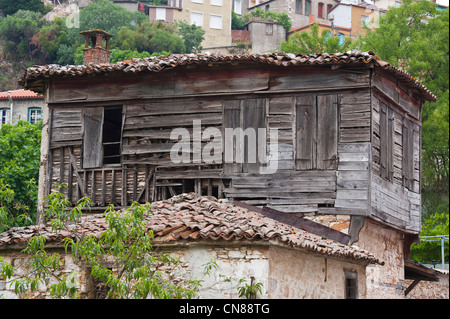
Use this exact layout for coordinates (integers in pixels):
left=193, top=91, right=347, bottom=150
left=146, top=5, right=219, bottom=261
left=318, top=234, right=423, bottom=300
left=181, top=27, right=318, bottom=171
left=20, top=31, right=436, bottom=246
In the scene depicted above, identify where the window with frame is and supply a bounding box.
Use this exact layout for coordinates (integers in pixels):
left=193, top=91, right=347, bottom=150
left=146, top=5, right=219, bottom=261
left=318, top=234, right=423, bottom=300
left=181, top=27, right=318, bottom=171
left=295, top=95, right=339, bottom=171
left=318, top=2, right=324, bottom=18
left=0, top=108, right=10, bottom=126
left=28, top=107, right=42, bottom=124
left=327, top=4, right=333, bottom=16
left=210, top=14, right=223, bottom=29
left=379, top=102, right=394, bottom=181
left=402, top=118, right=418, bottom=191
left=156, top=8, right=166, bottom=21
left=265, top=23, right=273, bottom=36
left=305, top=0, right=311, bottom=15
left=234, top=0, right=242, bottom=15
left=210, top=0, right=223, bottom=6
left=83, top=106, right=123, bottom=168
left=361, top=15, right=370, bottom=27
left=338, top=33, right=345, bottom=45
left=296, top=0, right=302, bottom=14
left=190, top=12, right=203, bottom=27
left=344, top=270, right=358, bottom=299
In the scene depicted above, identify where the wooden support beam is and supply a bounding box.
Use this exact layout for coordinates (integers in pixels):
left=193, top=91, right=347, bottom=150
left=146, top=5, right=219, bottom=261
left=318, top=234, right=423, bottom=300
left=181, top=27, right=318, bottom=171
left=233, top=200, right=351, bottom=245
left=68, top=147, right=87, bottom=198
left=404, top=279, right=421, bottom=296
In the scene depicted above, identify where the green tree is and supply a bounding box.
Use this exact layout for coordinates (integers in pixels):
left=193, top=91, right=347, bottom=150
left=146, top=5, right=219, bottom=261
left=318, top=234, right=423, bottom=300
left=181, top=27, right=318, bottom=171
left=176, top=20, right=205, bottom=53
left=79, top=0, right=146, bottom=41
left=232, top=11, right=246, bottom=30
left=243, top=8, right=292, bottom=31
left=357, top=0, right=449, bottom=217
left=410, top=212, right=449, bottom=264
left=0, top=0, right=45, bottom=16
left=1, top=191, right=201, bottom=299
left=114, top=26, right=137, bottom=51
left=280, top=23, right=355, bottom=54
left=0, top=121, right=42, bottom=232
left=134, top=21, right=185, bottom=54
left=32, top=17, right=74, bottom=64
left=0, top=10, right=44, bottom=60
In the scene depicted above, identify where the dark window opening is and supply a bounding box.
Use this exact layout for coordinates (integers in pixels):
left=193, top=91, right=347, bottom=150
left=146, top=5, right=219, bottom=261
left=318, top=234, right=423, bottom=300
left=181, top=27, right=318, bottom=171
left=344, top=270, right=358, bottom=299
left=305, top=0, right=311, bottom=15
left=87, top=269, right=111, bottom=299
left=296, top=0, right=302, bottom=14
left=102, top=107, right=122, bottom=165
left=327, top=4, right=333, bottom=15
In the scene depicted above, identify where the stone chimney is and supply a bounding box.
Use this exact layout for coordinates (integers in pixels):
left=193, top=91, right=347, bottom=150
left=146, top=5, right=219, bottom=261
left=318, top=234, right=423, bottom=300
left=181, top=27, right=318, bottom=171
left=80, top=30, right=113, bottom=65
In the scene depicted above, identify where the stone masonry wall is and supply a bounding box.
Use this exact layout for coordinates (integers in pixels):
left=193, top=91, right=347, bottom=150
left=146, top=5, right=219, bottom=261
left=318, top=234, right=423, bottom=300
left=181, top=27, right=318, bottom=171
left=356, top=219, right=405, bottom=298
left=0, top=243, right=371, bottom=299
left=405, top=272, right=449, bottom=299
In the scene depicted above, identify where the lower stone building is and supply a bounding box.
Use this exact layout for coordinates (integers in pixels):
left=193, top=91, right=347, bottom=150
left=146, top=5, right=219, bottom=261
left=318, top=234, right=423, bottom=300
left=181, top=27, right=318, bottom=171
left=0, top=193, right=380, bottom=299
left=0, top=89, right=44, bottom=127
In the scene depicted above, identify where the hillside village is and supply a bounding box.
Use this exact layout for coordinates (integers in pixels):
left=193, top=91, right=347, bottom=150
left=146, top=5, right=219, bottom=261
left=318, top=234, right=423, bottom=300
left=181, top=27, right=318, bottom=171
left=39, top=0, right=449, bottom=53
left=0, top=0, right=448, bottom=301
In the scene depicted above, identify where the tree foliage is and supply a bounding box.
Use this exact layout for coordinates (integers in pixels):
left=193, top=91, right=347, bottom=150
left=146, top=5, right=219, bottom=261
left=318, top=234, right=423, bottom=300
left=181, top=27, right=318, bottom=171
left=242, top=8, right=292, bottom=31
left=0, top=0, right=189, bottom=67
left=280, top=23, right=356, bottom=54
left=78, top=0, right=146, bottom=39
left=176, top=20, right=205, bottom=53
left=0, top=10, right=44, bottom=61
left=410, top=212, right=449, bottom=263
left=0, top=191, right=201, bottom=299
left=0, top=121, right=41, bottom=232
left=0, top=0, right=45, bottom=16
left=357, top=0, right=449, bottom=216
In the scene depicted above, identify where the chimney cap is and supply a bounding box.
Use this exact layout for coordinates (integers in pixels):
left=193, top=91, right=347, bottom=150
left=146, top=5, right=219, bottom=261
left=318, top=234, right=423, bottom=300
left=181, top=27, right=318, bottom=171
left=80, top=29, right=114, bottom=39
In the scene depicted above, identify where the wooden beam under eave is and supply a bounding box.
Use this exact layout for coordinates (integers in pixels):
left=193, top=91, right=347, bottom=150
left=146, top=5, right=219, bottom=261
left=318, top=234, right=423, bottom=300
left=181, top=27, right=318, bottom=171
left=404, top=279, right=421, bottom=296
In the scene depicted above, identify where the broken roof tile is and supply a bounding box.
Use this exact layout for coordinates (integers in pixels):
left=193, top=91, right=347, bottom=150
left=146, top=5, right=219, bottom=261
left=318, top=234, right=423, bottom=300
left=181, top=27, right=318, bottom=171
left=19, top=51, right=436, bottom=102
left=0, top=193, right=382, bottom=264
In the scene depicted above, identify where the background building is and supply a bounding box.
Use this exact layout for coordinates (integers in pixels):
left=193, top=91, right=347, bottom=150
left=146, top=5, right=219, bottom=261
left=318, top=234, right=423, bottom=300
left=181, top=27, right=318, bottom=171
left=0, top=89, right=44, bottom=127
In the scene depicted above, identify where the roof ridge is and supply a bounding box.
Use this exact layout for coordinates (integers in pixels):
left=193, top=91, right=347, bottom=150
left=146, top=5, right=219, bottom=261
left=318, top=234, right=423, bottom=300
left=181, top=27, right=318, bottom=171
left=0, top=193, right=382, bottom=264
left=19, top=51, right=436, bottom=101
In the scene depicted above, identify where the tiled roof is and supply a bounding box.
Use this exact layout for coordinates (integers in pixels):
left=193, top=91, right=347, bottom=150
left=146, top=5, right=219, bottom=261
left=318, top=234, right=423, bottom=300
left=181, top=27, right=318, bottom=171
left=0, top=89, right=43, bottom=100
left=0, top=193, right=381, bottom=265
left=19, top=51, right=436, bottom=102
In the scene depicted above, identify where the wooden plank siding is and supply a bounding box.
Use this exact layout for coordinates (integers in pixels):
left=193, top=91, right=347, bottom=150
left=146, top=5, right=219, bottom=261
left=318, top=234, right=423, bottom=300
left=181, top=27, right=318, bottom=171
left=370, top=89, right=422, bottom=232
left=43, top=64, right=422, bottom=233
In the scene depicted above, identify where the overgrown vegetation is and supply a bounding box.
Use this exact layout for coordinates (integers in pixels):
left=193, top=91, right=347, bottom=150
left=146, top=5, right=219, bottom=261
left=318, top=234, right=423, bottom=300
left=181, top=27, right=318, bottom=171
left=232, top=8, right=292, bottom=31
left=280, top=23, right=355, bottom=54
left=0, top=0, right=204, bottom=77
left=0, top=190, right=265, bottom=299
left=0, top=121, right=41, bottom=232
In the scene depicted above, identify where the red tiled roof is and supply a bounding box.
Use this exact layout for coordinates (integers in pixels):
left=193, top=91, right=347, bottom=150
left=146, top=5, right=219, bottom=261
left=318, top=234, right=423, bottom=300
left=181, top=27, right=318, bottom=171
left=0, top=193, right=382, bottom=264
left=19, top=51, right=437, bottom=102
left=0, top=89, right=43, bottom=100
left=289, top=22, right=352, bottom=34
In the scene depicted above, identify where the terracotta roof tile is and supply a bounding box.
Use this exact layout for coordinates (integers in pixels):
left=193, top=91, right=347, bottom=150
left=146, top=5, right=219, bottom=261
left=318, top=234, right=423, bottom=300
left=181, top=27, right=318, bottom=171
left=0, top=193, right=382, bottom=265
left=0, top=89, right=43, bottom=100
left=19, top=51, right=436, bottom=102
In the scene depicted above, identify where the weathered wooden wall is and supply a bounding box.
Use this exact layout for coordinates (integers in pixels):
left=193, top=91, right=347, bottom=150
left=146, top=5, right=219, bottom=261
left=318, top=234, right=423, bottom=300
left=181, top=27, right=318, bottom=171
left=370, top=71, right=422, bottom=232
left=44, top=63, right=422, bottom=232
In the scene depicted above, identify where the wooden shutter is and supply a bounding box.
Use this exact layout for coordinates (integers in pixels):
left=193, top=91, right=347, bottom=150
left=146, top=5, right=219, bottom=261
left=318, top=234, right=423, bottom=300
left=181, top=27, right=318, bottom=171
left=295, top=96, right=316, bottom=170
left=380, top=103, right=393, bottom=181
left=242, top=99, right=266, bottom=173
left=223, top=100, right=242, bottom=174
left=317, top=95, right=338, bottom=170
left=83, top=107, right=104, bottom=169
left=402, top=118, right=414, bottom=190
